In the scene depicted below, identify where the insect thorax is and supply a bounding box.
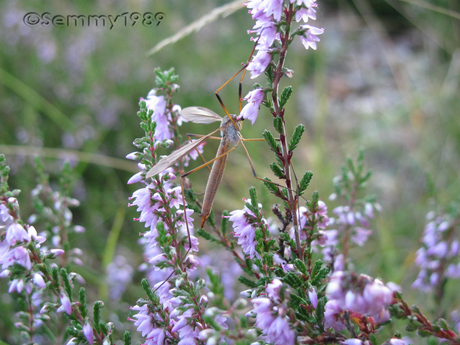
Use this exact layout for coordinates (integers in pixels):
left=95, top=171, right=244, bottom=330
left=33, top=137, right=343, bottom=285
left=221, top=115, right=242, bottom=143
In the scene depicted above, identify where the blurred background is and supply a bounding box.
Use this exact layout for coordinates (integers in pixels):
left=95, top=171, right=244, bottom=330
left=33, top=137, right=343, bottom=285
left=1, top=0, right=459, bottom=343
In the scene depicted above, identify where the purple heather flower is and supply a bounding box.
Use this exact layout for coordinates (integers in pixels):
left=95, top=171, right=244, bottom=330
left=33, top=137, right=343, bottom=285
left=167, top=186, right=185, bottom=209
left=252, top=297, right=276, bottom=331
left=184, top=254, right=200, bottom=270
left=106, top=255, right=134, bottom=300
left=239, top=88, right=265, bottom=124
left=438, top=220, right=449, bottom=232
left=9, top=278, right=24, bottom=293
left=176, top=208, right=195, bottom=235
left=308, top=288, right=318, bottom=308
left=73, top=225, right=86, bottom=233
left=346, top=212, right=355, bottom=225
left=386, top=282, right=402, bottom=292
left=33, top=273, right=46, bottom=288
left=0, top=203, right=13, bottom=225
left=83, top=323, right=94, bottom=344
left=351, top=227, right=372, bottom=246
left=326, top=272, right=393, bottom=322
left=49, top=249, right=65, bottom=257
left=273, top=254, right=295, bottom=272
left=251, top=296, right=295, bottom=345
left=57, top=292, right=72, bottom=315
left=364, top=203, right=374, bottom=218
left=230, top=202, right=264, bottom=259
left=126, top=152, right=139, bottom=160
left=250, top=24, right=279, bottom=50
left=171, top=309, right=194, bottom=333
left=260, top=0, right=283, bottom=22
left=266, top=279, right=283, bottom=300
left=247, top=0, right=283, bottom=23
left=173, top=308, right=200, bottom=344
left=6, top=222, right=30, bottom=245
left=234, top=222, right=258, bottom=259
left=446, top=263, right=460, bottom=278
left=147, top=327, right=166, bottom=345
left=322, top=230, right=339, bottom=246
left=388, top=339, right=408, bottom=345
left=299, top=25, right=324, bottom=50
left=267, top=316, right=295, bottom=345
left=144, top=92, right=171, bottom=142
left=128, top=172, right=144, bottom=184
left=295, top=6, right=317, bottom=23
left=214, top=314, right=228, bottom=330
left=450, top=240, right=459, bottom=257
left=414, top=210, right=460, bottom=292
left=0, top=269, right=10, bottom=278
left=247, top=50, right=272, bottom=79
left=27, top=226, right=46, bottom=244
left=131, top=305, right=157, bottom=338
left=250, top=7, right=274, bottom=35
left=184, top=235, right=199, bottom=253
left=1, top=246, right=32, bottom=270
left=154, top=281, right=176, bottom=311
left=324, top=300, right=345, bottom=331
left=342, top=339, right=363, bottom=345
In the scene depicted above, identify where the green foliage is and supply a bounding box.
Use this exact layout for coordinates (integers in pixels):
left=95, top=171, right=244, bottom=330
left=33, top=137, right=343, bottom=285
left=311, top=267, right=329, bottom=286
left=221, top=210, right=229, bottom=236
left=93, top=301, right=104, bottom=333
left=78, top=288, right=88, bottom=318
left=141, top=279, right=157, bottom=303
left=51, top=266, right=60, bottom=287
left=290, top=293, right=308, bottom=309
left=273, top=116, right=283, bottom=134
left=262, top=130, right=278, bottom=152
left=279, top=86, right=293, bottom=109
left=294, top=259, right=308, bottom=276
left=208, top=210, right=216, bottom=227
left=262, top=177, right=280, bottom=195
left=123, top=331, right=132, bottom=345
left=60, top=268, right=73, bottom=300
left=0, top=154, right=10, bottom=193
left=369, top=334, right=378, bottom=345
left=299, top=171, right=313, bottom=195
left=282, top=272, right=303, bottom=288
left=265, top=64, right=274, bottom=89
left=238, top=276, right=258, bottom=288
left=316, top=297, right=326, bottom=326
left=197, top=228, right=219, bottom=242
left=270, top=162, right=286, bottom=179
left=288, top=124, right=305, bottom=152
left=249, top=187, right=259, bottom=210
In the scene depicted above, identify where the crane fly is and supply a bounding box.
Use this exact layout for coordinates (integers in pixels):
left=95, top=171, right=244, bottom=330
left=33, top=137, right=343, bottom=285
left=146, top=105, right=246, bottom=228
left=145, top=36, right=266, bottom=231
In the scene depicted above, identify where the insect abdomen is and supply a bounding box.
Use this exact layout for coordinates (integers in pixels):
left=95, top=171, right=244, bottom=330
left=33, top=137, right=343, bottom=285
left=201, top=141, right=230, bottom=227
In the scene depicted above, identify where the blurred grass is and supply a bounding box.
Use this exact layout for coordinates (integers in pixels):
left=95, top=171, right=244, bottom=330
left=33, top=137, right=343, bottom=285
left=0, top=0, right=460, bottom=342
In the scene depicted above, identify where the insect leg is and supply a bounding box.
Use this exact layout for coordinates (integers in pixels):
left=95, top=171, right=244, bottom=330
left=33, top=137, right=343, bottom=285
left=187, top=134, right=212, bottom=173
left=187, top=133, right=222, bottom=141
left=182, top=143, right=239, bottom=178
left=238, top=138, right=307, bottom=203
left=215, top=39, right=259, bottom=128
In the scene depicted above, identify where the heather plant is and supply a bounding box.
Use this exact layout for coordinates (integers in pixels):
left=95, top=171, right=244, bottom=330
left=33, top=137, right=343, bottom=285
left=1, top=1, right=460, bottom=345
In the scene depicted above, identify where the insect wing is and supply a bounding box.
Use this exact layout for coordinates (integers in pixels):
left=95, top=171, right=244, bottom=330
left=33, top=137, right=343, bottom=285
left=181, top=107, right=222, bottom=124
left=146, top=126, right=222, bottom=178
